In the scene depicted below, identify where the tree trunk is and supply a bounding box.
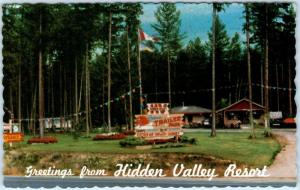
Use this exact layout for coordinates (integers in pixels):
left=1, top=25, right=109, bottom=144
left=246, top=5, right=255, bottom=138
left=38, top=11, right=45, bottom=138
left=137, top=29, right=143, bottom=114
left=64, top=67, right=67, bottom=131
left=78, top=57, right=85, bottom=113
left=264, top=4, right=271, bottom=136
left=167, top=50, right=172, bottom=108
left=9, top=85, right=14, bottom=119
left=51, top=62, right=54, bottom=118
left=32, top=87, right=37, bottom=136
left=126, top=25, right=133, bottom=130
left=75, top=57, right=78, bottom=124
left=260, top=62, right=264, bottom=105
left=124, top=97, right=128, bottom=130
left=18, top=56, right=22, bottom=133
left=155, top=62, right=158, bottom=102
left=275, top=63, right=280, bottom=111
left=228, top=71, right=231, bottom=105
left=102, top=61, right=106, bottom=126
left=288, top=59, right=292, bottom=115
left=59, top=63, right=63, bottom=131
left=107, top=11, right=112, bottom=133
left=88, top=56, right=92, bottom=130
left=211, top=4, right=217, bottom=137
left=85, top=44, right=90, bottom=136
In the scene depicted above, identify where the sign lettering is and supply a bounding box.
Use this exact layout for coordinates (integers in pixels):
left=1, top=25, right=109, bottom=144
left=3, top=133, right=23, bottom=143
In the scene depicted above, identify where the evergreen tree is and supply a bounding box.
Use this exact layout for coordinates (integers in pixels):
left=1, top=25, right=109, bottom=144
left=152, top=3, right=184, bottom=107
left=208, top=4, right=227, bottom=137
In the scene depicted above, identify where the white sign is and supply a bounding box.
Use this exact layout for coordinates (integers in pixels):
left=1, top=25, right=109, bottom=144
left=135, top=103, right=184, bottom=140
left=269, top=112, right=282, bottom=119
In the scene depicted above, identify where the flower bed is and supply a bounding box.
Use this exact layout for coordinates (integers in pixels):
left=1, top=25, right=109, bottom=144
left=27, top=137, right=58, bottom=144
left=92, top=133, right=126, bottom=140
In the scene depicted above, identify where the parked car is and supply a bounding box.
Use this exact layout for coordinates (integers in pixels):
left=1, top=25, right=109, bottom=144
left=270, top=118, right=282, bottom=128
left=282, top=117, right=296, bottom=128
left=225, top=119, right=241, bottom=128
left=202, top=118, right=211, bottom=128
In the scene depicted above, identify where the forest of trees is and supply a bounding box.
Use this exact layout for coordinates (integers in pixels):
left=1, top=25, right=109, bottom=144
left=2, top=3, right=296, bottom=136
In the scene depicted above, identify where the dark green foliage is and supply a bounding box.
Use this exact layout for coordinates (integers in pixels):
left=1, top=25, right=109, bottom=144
left=152, top=3, right=184, bottom=55
left=119, top=136, right=146, bottom=147
left=179, top=135, right=198, bottom=145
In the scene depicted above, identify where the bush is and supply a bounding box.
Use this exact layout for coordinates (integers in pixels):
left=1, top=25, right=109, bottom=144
left=188, top=138, right=198, bottom=145
left=179, top=135, right=189, bottom=143
left=27, top=136, right=58, bottom=144
left=179, top=135, right=198, bottom=144
left=119, top=136, right=146, bottom=147
left=92, top=133, right=126, bottom=140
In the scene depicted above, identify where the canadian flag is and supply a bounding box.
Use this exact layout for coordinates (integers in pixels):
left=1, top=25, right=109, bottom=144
left=139, top=29, right=159, bottom=42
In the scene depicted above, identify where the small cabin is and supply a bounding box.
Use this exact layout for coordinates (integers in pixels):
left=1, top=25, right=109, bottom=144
left=217, top=98, right=265, bottom=128
left=170, top=106, right=211, bottom=127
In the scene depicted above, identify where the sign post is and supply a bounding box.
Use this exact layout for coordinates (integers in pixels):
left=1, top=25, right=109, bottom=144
left=4, top=119, right=23, bottom=146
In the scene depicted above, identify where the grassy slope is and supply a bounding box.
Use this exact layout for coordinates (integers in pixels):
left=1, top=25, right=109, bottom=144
left=16, top=131, right=281, bottom=167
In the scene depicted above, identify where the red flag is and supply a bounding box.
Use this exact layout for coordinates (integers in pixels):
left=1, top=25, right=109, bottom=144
left=139, top=29, right=159, bottom=42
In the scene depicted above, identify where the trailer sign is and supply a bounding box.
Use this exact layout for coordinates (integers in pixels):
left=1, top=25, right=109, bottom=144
left=135, top=103, right=184, bottom=140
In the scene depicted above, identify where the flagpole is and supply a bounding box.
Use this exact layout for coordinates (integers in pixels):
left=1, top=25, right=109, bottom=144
left=138, top=29, right=143, bottom=114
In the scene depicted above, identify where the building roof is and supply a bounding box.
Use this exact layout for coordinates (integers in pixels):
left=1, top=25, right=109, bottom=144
left=217, top=98, right=264, bottom=112
left=170, top=106, right=211, bottom=114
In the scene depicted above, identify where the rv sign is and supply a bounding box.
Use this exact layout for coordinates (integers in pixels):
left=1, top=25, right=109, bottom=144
left=135, top=103, right=184, bottom=140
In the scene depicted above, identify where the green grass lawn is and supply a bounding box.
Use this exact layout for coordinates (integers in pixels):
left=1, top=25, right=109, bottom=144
left=13, top=131, right=281, bottom=167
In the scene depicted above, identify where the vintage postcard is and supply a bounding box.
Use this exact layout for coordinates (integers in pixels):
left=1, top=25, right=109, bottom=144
left=1, top=0, right=297, bottom=188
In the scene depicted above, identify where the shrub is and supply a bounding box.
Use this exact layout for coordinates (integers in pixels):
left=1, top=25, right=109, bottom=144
left=188, top=138, right=198, bottom=145
left=92, top=133, right=126, bottom=141
left=179, top=135, right=189, bottom=143
left=27, top=137, right=58, bottom=144
left=119, top=136, right=146, bottom=147
left=179, top=135, right=198, bottom=144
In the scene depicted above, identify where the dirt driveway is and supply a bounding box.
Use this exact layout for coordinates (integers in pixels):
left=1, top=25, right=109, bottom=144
left=267, top=130, right=296, bottom=178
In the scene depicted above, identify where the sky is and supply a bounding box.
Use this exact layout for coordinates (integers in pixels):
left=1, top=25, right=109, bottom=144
left=140, top=3, right=245, bottom=45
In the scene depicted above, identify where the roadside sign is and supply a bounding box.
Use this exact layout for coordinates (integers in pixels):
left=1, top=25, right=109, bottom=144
left=3, top=133, right=23, bottom=143
left=270, top=112, right=283, bottom=119
left=135, top=103, right=184, bottom=140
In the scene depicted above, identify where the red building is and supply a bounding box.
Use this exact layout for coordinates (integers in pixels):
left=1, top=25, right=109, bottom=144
left=217, top=98, right=265, bottom=128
